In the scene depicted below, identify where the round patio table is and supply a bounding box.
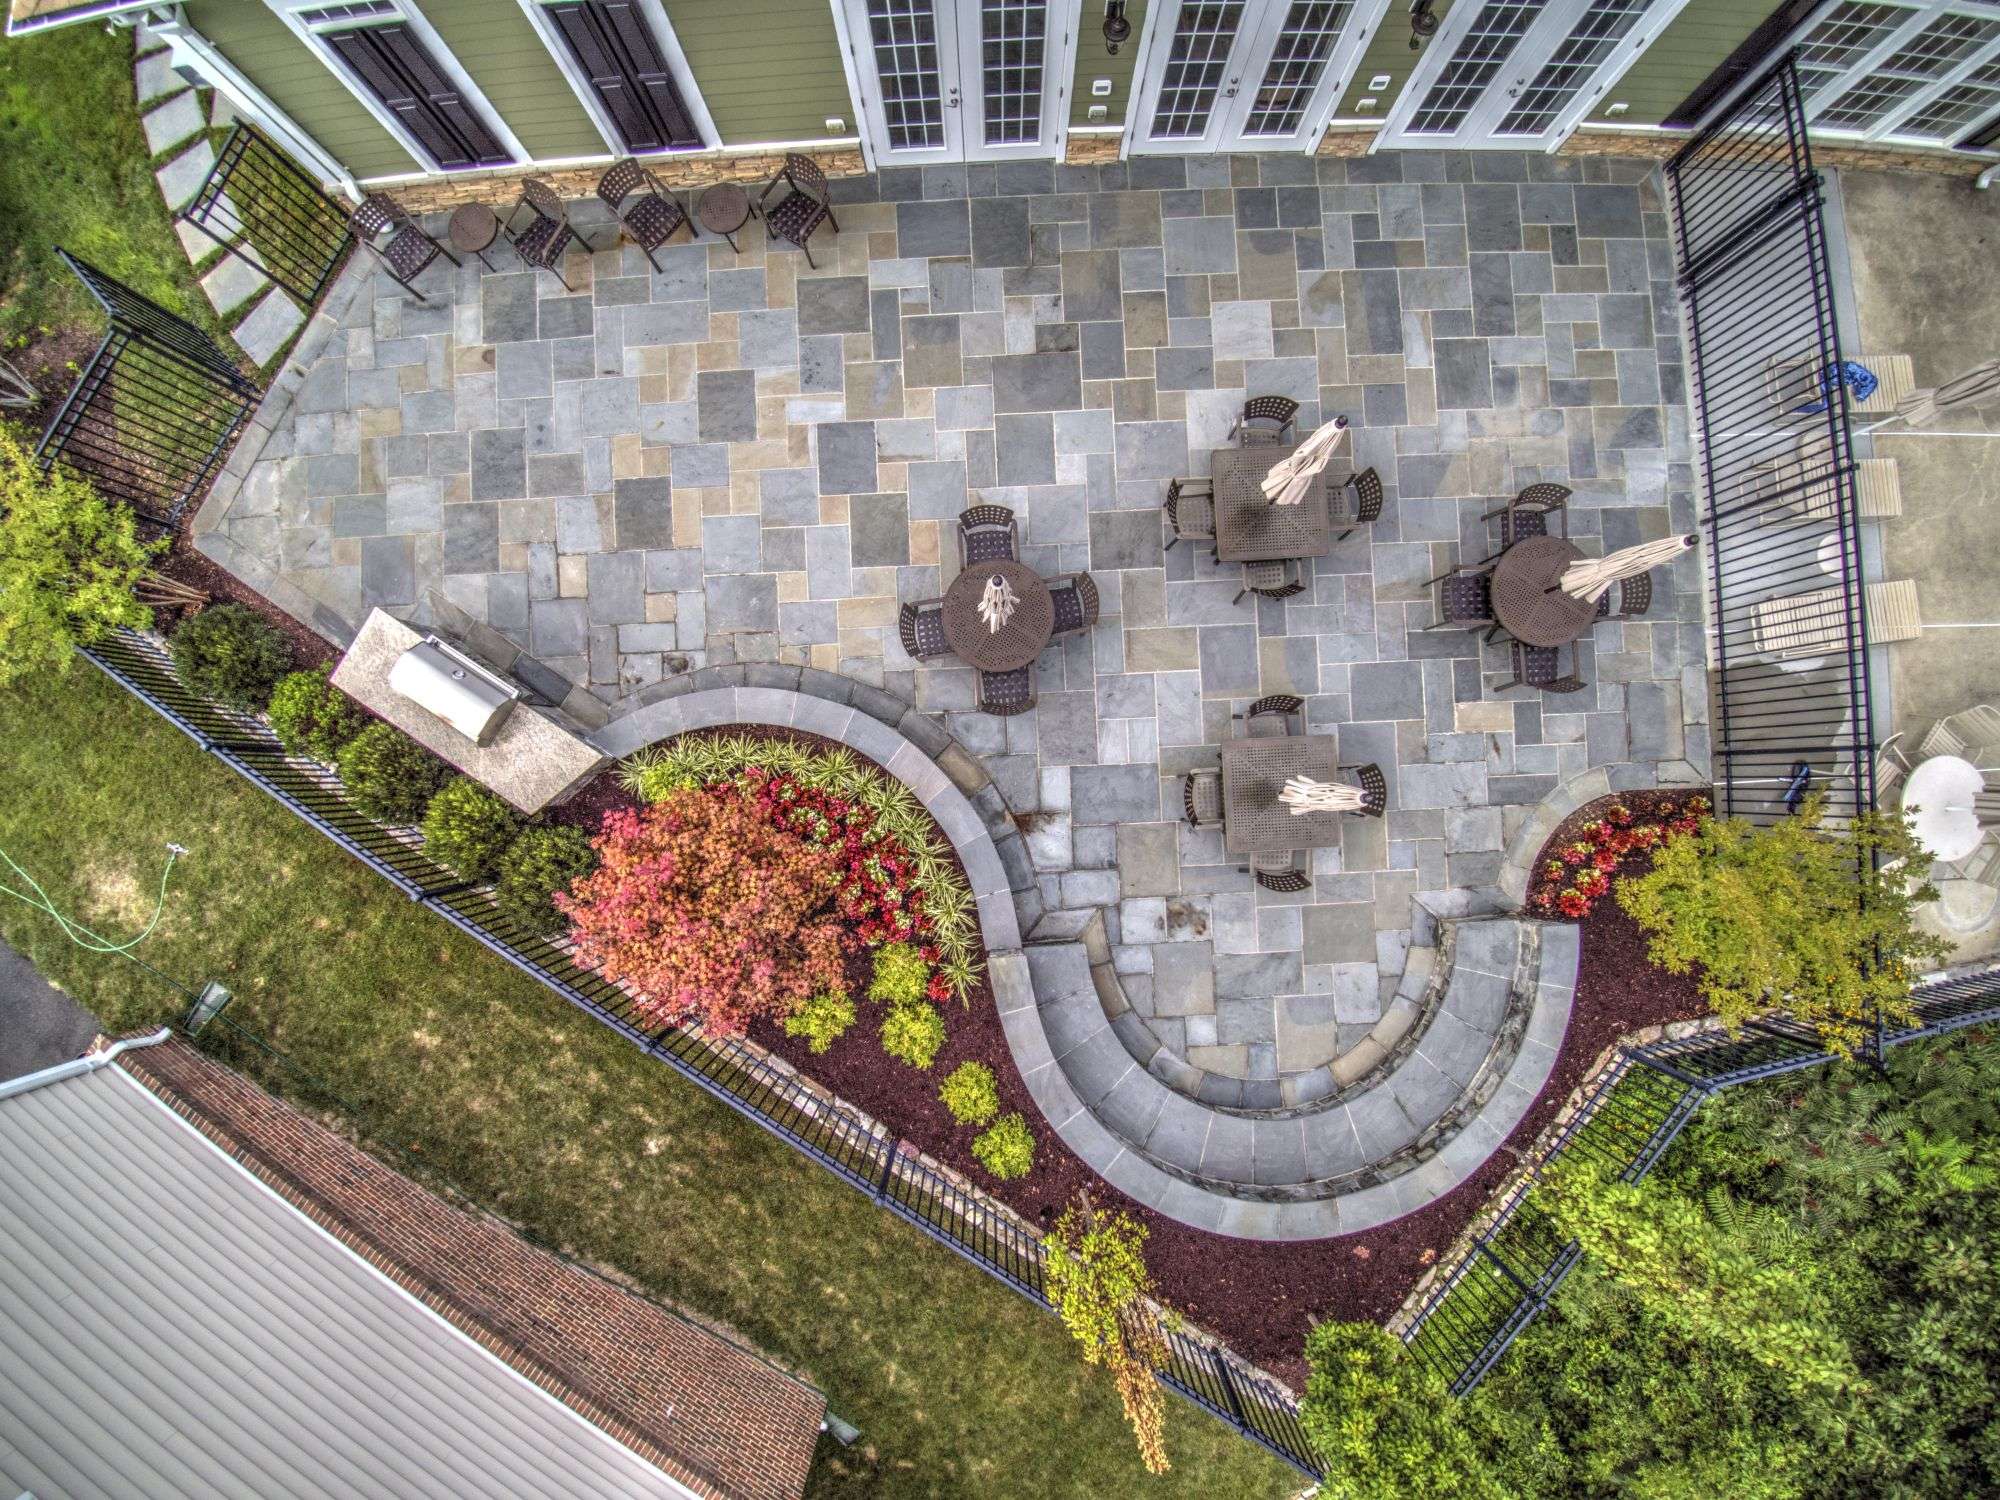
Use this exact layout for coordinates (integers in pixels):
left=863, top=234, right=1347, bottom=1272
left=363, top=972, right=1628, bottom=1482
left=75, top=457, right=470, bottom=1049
left=941, top=560, right=1054, bottom=672
left=697, top=183, right=756, bottom=253
left=447, top=202, right=502, bottom=271
left=1902, top=753, right=1984, bottom=863
left=1490, top=535, right=1602, bottom=648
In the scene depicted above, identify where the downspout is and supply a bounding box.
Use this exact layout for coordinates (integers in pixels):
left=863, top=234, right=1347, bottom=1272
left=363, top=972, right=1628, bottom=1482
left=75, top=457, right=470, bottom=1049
left=0, top=1028, right=172, bottom=1103
left=1978, top=163, right=1999, bottom=190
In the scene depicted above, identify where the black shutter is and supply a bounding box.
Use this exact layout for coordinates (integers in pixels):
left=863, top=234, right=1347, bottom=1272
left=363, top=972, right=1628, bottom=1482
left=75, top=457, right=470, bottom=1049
left=548, top=0, right=703, bottom=153
left=324, top=23, right=512, bottom=171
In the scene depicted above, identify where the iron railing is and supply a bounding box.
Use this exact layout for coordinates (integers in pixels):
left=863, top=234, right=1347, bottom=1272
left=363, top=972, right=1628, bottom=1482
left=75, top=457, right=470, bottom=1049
left=180, top=123, right=355, bottom=309
left=36, top=253, right=258, bottom=532
left=1666, top=57, right=1875, bottom=828
left=75, top=627, right=1323, bottom=1480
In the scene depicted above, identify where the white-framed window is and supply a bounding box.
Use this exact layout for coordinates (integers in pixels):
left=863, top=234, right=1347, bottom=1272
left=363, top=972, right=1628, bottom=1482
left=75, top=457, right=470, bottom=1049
left=1125, top=0, right=1392, bottom=154
left=519, top=0, right=719, bottom=156
left=1785, top=0, right=2000, bottom=148
left=273, top=0, right=526, bottom=172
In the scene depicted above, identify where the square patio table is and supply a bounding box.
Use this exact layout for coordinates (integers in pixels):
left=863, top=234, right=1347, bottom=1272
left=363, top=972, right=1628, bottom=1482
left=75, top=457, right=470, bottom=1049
left=1210, top=445, right=1339, bottom=563
left=1221, top=733, right=1348, bottom=856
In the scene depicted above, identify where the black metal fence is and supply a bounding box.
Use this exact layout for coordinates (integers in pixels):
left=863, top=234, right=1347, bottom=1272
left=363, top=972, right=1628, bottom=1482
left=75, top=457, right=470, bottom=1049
left=75, top=627, right=1322, bottom=1480
left=36, top=252, right=259, bottom=532
left=180, top=123, right=355, bottom=309
left=1665, top=57, right=1876, bottom=827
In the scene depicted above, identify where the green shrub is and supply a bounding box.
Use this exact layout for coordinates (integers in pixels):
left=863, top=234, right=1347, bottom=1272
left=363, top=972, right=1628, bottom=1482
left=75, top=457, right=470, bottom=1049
left=971, top=1112, right=1034, bottom=1180
left=1300, top=1323, right=1495, bottom=1499
left=420, top=777, right=522, bottom=881
left=494, top=824, right=596, bottom=937
left=169, top=602, right=291, bottom=709
left=267, top=666, right=365, bottom=762
left=939, top=1060, right=1000, bottom=1126
left=335, top=721, right=451, bottom=824
left=880, top=999, right=945, bottom=1069
left=868, top=941, right=930, bottom=1006
left=783, top=990, right=856, bottom=1054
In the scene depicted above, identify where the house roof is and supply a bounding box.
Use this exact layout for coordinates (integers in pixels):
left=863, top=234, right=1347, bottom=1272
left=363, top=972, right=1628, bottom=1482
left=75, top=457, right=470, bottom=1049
left=6, top=1, right=151, bottom=34
left=0, top=1039, right=825, bottom=1500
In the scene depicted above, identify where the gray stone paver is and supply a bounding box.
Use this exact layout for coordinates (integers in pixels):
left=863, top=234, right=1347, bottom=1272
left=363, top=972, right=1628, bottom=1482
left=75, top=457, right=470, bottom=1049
left=204, top=151, right=1705, bottom=1109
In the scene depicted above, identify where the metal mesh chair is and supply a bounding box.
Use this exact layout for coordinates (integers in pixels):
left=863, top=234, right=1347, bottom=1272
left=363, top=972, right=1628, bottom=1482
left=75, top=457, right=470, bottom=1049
left=957, top=505, right=1018, bottom=566
left=1183, top=769, right=1223, bottom=828
left=1235, top=557, right=1306, bottom=605
left=505, top=178, right=567, bottom=234
left=1499, top=641, right=1587, bottom=694
left=513, top=212, right=581, bottom=292
left=1341, top=763, right=1388, bottom=817
left=759, top=153, right=838, bottom=269
left=597, top=159, right=692, bottom=272
left=1479, top=483, right=1571, bottom=559
left=976, top=664, right=1035, bottom=715
left=1334, top=466, right=1383, bottom=545
left=351, top=194, right=458, bottom=303
left=898, top=599, right=950, bottom=659
left=1165, top=476, right=1215, bottom=552
left=1239, top=694, right=1303, bottom=737
left=1425, top=565, right=1498, bottom=640
left=1229, top=395, right=1299, bottom=445
left=1595, top=572, right=1652, bottom=621
left=1251, top=852, right=1311, bottom=892
left=1049, top=572, right=1099, bottom=635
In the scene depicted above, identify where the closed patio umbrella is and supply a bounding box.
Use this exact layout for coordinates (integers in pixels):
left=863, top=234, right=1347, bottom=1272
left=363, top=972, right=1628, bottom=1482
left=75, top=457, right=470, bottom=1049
left=1260, top=417, right=1349, bottom=506
left=1558, top=533, right=1697, bottom=604
left=1895, top=358, right=2000, bottom=428
left=977, top=573, right=1020, bottom=632
left=1279, top=775, right=1366, bottom=814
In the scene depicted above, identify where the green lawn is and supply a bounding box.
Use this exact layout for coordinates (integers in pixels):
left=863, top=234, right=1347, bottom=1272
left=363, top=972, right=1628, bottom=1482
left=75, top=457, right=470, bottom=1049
left=0, top=25, right=211, bottom=346
left=0, top=662, right=1298, bottom=1499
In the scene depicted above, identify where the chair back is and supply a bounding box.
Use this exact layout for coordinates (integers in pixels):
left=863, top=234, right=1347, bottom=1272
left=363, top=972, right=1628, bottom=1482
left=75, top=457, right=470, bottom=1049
left=977, top=665, right=1035, bottom=715
left=519, top=178, right=567, bottom=224
left=596, top=158, right=646, bottom=211
left=1439, top=570, right=1494, bottom=624
left=351, top=193, right=409, bottom=240
left=1617, top=572, right=1651, bottom=618
left=783, top=153, right=828, bottom=201
left=1348, top=763, right=1387, bottom=817
left=1250, top=853, right=1311, bottom=892
left=1515, top=482, right=1571, bottom=513
left=1350, top=466, right=1384, bottom=524
left=1239, top=395, right=1299, bottom=442
left=898, top=600, right=949, bottom=659
left=1183, top=769, right=1223, bottom=827
left=1050, top=573, right=1099, bottom=635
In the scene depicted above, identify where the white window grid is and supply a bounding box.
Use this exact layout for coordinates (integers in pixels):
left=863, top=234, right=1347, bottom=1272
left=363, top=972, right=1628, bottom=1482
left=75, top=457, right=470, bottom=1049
left=1150, top=0, right=1249, bottom=139
left=1407, top=0, right=1547, bottom=135
left=980, top=0, right=1048, bottom=145
left=294, top=1, right=396, bottom=24
left=1496, top=0, right=1647, bottom=134
left=1785, top=0, right=2000, bottom=148
left=1900, top=54, right=2000, bottom=134
left=1241, top=0, right=1355, bottom=135
left=867, top=0, right=948, bottom=150
left=1817, top=10, right=1999, bottom=127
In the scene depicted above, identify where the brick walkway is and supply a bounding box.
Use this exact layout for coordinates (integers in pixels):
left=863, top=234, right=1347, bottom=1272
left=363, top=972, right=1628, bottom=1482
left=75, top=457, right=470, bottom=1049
left=199, top=150, right=1708, bottom=1115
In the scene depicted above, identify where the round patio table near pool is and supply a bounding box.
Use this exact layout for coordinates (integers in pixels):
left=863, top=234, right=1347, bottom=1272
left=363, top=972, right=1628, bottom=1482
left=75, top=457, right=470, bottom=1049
left=941, top=559, right=1055, bottom=672
left=1490, top=535, right=1603, bottom=648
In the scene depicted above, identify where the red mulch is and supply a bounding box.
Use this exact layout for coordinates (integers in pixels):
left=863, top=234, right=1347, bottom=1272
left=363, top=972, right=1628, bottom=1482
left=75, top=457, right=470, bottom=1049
left=3, top=323, right=104, bottom=435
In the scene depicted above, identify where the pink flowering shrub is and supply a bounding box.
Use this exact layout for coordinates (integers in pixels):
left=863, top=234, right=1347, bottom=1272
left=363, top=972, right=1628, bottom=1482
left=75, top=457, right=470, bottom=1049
left=1530, top=793, right=1710, bottom=919
left=558, top=784, right=848, bottom=1035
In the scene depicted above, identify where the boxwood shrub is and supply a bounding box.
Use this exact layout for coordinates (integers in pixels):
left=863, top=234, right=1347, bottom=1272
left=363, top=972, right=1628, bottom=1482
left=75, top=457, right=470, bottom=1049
left=494, top=824, right=596, bottom=937
left=335, top=721, right=451, bottom=824
left=420, top=777, right=522, bottom=881
left=267, top=666, right=365, bottom=762
left=170, top=603, right=291, bottom=709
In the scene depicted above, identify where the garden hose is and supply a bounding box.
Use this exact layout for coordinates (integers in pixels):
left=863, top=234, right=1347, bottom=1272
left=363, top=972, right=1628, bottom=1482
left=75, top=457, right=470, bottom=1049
left=0, top=842, right=183, bottom=958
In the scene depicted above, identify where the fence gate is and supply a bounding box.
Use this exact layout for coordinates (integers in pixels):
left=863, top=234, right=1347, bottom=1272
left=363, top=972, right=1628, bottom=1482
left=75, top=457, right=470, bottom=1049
left=36, top=252, right=259, bottom=533
left=1664, top=57, right=1876, bottom=827
left=179, top=122, right=355, bottom=308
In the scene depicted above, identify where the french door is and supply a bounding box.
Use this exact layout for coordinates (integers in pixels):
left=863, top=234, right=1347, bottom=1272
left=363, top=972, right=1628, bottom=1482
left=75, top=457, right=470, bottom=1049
left=1782, top=0, right=2000, bottom=150
left=1376, top=0, right=1691, bottom=150
left=1127, top=0, right=1390, bottom=154
left=841, top=0, right=1081, bottom=164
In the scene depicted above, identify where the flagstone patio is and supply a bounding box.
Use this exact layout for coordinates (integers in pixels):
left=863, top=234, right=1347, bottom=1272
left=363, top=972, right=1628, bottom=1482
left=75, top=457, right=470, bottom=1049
left=197, top=149, right=1709, bottom=1122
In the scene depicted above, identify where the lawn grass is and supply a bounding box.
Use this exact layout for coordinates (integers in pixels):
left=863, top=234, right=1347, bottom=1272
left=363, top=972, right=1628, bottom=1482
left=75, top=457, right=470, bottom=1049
left=0, top=25, right=211, bottom=346
left=0, top=663, right=1300, bottom=1499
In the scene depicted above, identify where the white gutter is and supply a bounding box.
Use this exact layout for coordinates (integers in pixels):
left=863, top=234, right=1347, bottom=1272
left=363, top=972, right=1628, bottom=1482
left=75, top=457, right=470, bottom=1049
left=0, top=1028, right=172, bottom=1102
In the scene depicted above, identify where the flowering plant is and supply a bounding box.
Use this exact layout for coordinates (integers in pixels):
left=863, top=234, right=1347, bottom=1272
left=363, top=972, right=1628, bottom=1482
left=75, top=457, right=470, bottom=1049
left=1530, top=793, right=1710, bottom=919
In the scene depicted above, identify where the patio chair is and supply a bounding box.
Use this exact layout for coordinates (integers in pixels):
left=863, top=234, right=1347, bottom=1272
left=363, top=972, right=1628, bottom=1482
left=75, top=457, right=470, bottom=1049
left=1498, top=641, right=1587, bottom=695
left=350, top=193, right=458, bottom=303
left=1974, top=788, right=2000, bottom=827
left=1182, top=768, right=1223, bottom=828
left=1960, top=831, right=2000, bottom=885
left=504, top=179, right=586, bottom=292
left=1164, top=476, right=1215, bottom=552
left=1594, top=572, right=1651, bottom=621
left=976, top=664, right=1035, bottom=716
left=1919, top=705, right=2000, bottom=761
left=1249, top=851, right=1312, bottom=893
left=1235, top=557, right=1307, bottom=606
left=1477, top=483, right=1570, bottom=561
left=1049, top=572, right=1099, bottom=636
left=596, top=158, right=693, bottom=272
left=1423, top=563, right=1498, bottom=640
left=897, top=599, right=951, bottom=660
left=759, top=153, right=838, bottom=269
left=1229, top=395, right=1299, bottom=446
left=1237, top=694, right=1303, bottom=738
left=1340, top=763, right=1388, bottom=818
left=1333, top=466, right=1383, bottom=546
left=957, top=504, right=1019, bottom=566
left=1874, top=731, right=1913, bottom=802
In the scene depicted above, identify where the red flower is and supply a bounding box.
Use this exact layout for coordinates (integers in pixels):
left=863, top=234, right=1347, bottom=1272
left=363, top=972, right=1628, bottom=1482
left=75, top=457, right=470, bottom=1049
left=926, top=972, right=953, bottom=1002
left=1557, top=890, right=1590, bottom=917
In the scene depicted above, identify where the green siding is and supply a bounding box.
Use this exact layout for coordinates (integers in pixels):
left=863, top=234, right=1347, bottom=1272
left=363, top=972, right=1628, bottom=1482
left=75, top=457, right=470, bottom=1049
left=1586, top=0, right=1782, bottom=125
left=665, top=0, right=854, bottom=145
left=182, top=0, right=413, bottom=179
left=422, top=0, right=604, bottom=160
left=1070, top=0, right=1148, bottom=127
left=1330, top=0, right=1456, bottom=119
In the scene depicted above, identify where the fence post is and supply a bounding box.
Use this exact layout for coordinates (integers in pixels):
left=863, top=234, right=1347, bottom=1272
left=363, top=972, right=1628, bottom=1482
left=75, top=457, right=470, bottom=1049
left=1209, top=1347, right=1250, bottom=1433
left=873, top=1139, right=897, bottom=1203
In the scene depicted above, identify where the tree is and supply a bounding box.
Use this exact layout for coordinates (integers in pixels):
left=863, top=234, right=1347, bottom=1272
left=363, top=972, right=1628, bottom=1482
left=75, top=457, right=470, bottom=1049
left=1299, top=1323, right=1500, bottom=1500
left=1615, top=793, right=1949, bottom=1056
left=1043, top=1193, right=1175, bottom=1474
left=558, top=784, right=848, bottom=1035
left=0, top=432, right=160, bottom=686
